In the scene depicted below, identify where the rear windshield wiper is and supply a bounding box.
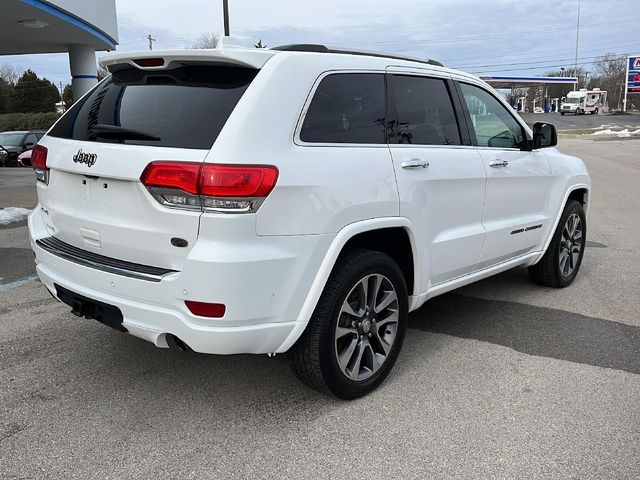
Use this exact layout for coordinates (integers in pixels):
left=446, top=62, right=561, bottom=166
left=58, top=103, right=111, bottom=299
left=90, top=124, right=161, bottom=141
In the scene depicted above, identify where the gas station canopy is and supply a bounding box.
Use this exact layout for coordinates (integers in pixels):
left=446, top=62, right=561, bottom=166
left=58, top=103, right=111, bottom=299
left=0, top=0, right=118, bottom=99
left=480, top=76, right=578, bottom=89
left=0, top=0, right=117, bottom=55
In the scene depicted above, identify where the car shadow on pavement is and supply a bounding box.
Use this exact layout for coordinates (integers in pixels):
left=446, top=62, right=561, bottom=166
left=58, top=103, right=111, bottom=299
left=409, top=290, right=640, bottom=376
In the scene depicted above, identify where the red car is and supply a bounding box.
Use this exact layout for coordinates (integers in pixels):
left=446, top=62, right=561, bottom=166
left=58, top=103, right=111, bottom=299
left=17, top=149, right=32, bottom=167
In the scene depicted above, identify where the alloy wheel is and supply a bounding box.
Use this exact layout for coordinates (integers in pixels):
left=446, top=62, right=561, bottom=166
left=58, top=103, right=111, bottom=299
left=334, top=274, right=399, bottom=381
left=559, top=213, right=583, bottom=277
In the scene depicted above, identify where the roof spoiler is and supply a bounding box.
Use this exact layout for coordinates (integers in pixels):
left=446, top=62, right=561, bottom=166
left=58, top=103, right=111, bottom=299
left=99, top=48, right=275, bottom=73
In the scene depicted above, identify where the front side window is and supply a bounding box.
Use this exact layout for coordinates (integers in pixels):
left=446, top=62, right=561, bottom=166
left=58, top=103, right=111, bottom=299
left=390, top=75, right=461, bottom=146
left=460, top=83, right=526, bottom=149
left=300, top=73, right=386, bottom=144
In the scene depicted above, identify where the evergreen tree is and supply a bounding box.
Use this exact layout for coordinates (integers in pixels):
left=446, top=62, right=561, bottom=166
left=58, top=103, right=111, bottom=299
left=11, top=69, right=60, bottom=113
left=62, top=84, right=74, bottom=110
left=0, top=78, right=14, bottom=114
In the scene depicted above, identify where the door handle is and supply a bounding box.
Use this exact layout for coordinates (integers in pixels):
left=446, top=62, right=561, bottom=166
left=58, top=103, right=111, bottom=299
left=401, top=158, right=430, bottom=169
left=489, top=159, right=509, bottom=168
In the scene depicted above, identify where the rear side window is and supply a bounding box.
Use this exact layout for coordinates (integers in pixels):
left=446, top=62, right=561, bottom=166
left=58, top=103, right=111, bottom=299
left=49, top=66, right=257, bottom=149
left=390, top=75, right=460, bottom=145
left=300, top=73, right=386, bottom=144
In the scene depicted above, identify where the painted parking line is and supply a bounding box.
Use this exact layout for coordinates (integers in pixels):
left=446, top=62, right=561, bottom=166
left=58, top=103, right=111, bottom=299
left=0, top=274, right=38, bottom=293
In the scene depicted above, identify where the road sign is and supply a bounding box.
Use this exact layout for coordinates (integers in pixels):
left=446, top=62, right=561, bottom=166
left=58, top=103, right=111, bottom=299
left=627, top=57, right=640, bottom=94
left=623, top=56, right=640, bottom=111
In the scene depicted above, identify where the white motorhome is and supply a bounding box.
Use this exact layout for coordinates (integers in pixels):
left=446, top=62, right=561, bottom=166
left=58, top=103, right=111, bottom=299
left=560, top=88, right=607, bottom=115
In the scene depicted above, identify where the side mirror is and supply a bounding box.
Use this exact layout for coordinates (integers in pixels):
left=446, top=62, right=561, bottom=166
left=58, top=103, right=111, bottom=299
left=532, top=122, right=557, bottom=149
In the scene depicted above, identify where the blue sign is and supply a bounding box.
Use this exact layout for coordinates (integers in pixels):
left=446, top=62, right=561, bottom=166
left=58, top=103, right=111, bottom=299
left=628, top=56, right=640, bottom=94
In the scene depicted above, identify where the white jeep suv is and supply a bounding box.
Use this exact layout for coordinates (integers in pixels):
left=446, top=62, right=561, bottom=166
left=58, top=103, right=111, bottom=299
left=28, top=44, right=590, bottom=398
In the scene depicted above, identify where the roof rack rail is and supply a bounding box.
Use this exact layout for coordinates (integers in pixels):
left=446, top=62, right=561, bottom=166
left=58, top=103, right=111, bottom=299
left=271, top=44, right=443, bottom=67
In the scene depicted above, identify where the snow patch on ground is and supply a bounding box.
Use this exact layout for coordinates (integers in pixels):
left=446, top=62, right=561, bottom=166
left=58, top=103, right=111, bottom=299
left=591, top=128, right=640, bottom=138
left=0, top=207, right=31, bottom=225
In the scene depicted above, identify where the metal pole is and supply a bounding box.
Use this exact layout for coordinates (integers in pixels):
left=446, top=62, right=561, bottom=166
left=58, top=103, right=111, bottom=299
left=223, top=0, right=230, bottom=36
left=623, top=56, right=630, bottom=112
left=573, top=0, right=580, bottom=91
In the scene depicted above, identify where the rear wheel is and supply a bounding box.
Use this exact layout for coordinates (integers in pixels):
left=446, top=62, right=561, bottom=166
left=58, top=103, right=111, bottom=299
left=528, top=200, right=586, bottom=288
left=561, top=112, right=565, bottom=116
left=289, top=249, right=408, bottom=399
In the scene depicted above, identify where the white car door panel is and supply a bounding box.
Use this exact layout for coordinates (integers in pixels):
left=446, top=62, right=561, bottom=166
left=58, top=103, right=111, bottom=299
left=388, top=73, right=486, bottom=290
left=475, top=147, right=553, bottom=268
left=458, top=82, right=553, bottom=269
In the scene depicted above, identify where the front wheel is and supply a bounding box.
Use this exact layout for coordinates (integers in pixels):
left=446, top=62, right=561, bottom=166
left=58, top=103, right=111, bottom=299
left=528, top=200, right=586, bottom=288
left=289, top=249, right=408, bottom=399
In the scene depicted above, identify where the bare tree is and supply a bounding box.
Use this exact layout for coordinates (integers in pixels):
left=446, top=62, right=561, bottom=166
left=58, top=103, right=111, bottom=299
left=192, top=33, right=220, bottom=49
left=592, top=53, right=628, bottom=111
left=97, top=66, right=110, bottom=81
left=0, top=64, right=19, bottom=85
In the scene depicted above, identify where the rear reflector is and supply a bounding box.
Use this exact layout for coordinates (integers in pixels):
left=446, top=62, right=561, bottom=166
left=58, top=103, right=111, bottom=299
left=185, top=300, right=226, bottom=318
left=133, top=58, right=165, bottom=68
left=140, top=161, right=279, bottom=213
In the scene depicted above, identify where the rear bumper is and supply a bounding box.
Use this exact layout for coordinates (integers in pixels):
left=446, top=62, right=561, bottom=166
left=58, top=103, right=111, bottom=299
left=29, top=207, right=331, bottom=355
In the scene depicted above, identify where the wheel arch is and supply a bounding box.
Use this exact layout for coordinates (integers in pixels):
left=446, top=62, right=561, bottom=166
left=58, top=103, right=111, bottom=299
left=533, top=183, right=590, bottom=265
left=276, top=217, right=420, bottom=353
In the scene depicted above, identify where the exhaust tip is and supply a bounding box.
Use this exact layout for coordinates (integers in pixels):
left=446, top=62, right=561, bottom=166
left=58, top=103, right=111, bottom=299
left=167, top=334, right=192, bottom=352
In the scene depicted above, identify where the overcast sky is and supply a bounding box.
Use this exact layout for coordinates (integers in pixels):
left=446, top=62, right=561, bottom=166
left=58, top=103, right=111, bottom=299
left=1, top=0, right=639, bottom=89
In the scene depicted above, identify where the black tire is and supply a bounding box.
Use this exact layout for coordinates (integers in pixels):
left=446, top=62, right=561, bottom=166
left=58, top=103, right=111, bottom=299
left=594, top=108, right=599, bottom=115
left=288, top=248, right=408, bottom=399
left=561, top=112, right=565, bottom=116
left=528, top=200, right=586, bottom=288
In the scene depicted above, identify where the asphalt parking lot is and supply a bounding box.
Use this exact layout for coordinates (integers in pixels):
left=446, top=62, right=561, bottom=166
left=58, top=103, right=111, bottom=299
left=1, top=133, right=639, bottom=478
left=520, top=112, right=640, bottom=131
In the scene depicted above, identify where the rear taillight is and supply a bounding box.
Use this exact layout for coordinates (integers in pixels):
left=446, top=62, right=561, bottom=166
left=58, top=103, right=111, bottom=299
left=31, top=145, right=49, bottom=184
left=140, top=162, right=279, bottom=213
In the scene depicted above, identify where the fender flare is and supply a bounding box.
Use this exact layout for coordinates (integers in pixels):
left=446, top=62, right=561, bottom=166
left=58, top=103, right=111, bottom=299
left=276, top=217, right=418, bottom=353
left=532, top=183, right=590, bottom=265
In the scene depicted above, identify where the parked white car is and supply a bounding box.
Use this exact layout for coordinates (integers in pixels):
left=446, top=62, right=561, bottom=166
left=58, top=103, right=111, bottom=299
left=28, top=45, right=590, bottom=398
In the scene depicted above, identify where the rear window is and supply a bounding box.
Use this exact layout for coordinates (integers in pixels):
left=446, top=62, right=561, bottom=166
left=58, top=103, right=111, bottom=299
left=300, top=73, right=386, bottom=144
left=49, top=65, right=257, bottom=149
left=390, top=75, right=461, bottom=146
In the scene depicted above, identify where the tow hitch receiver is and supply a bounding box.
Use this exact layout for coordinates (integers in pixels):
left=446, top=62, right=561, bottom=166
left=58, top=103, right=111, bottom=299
left=55, top=284, right=127, bottom=332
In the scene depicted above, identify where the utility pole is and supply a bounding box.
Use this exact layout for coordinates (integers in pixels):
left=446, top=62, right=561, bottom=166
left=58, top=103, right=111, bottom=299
left=147, top=34, right=156, bottom=51
left=223, top=0, right=230, bottom=36
left=573, top=0, right=580, bottom=91
left=59, top=81, right=64, bottom=112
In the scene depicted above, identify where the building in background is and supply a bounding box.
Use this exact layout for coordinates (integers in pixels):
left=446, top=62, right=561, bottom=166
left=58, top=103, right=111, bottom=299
left=0, top=0, right=118, bottom=100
